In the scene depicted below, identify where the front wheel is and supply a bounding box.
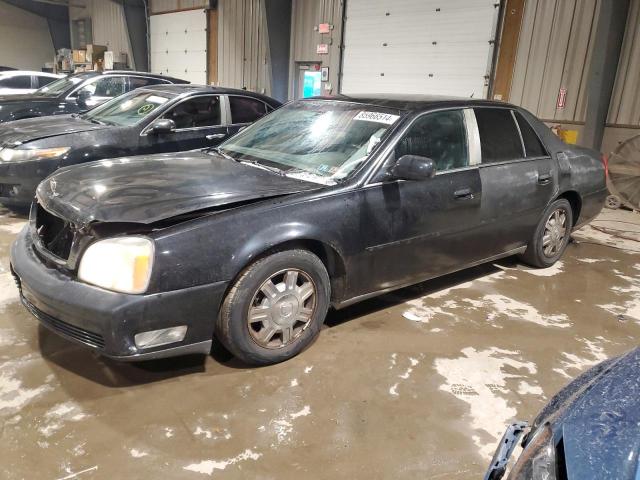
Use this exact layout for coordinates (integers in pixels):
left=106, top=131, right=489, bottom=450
left=217, top=249, right=330, bottom=366
left=520, top=198, right=573, bottom=268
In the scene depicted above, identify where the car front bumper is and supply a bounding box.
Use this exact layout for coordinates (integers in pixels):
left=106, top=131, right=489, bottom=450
left=10, top=227, right=228, bottom=361
left=0, top=159, right=58, bottom=208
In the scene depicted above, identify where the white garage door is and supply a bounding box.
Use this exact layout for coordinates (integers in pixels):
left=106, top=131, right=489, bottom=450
left=150, top=9, right=207, bottom=84
left=341, top=0, right=499, bottom=98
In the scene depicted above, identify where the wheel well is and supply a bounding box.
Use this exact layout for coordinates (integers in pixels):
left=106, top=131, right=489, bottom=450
left=232, top=239, right=347, bottom=304
left=557, top=191, right=581, bottom=226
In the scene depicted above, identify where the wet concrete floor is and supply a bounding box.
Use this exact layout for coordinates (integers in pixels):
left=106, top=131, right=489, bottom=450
left=1, top=207, right=639, bottom=479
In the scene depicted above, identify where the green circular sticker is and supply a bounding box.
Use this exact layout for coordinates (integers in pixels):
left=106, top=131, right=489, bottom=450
left=137, top=103, right=155, bottom=115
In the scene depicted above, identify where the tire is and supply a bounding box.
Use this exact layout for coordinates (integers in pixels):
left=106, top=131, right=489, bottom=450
left=217, top=249, right=330, bottom=366
left=520, top=198, right=573, bottom=268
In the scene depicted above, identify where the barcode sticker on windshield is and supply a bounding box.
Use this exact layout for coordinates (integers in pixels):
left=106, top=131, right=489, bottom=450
left=353, top=111, right=400, bottom=125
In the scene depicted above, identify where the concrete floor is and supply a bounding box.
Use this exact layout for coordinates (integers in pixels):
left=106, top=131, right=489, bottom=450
left=1, top=207, right=639, bottom=480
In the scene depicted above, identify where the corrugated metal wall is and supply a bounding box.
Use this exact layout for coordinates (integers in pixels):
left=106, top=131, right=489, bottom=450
left=608, top=0, right=640, bottom=127
left=289, top=0, right=343, bottom=98
left=509, top=0, right=600, bottom=123
left=217, top=0, right=271, bottom=95
left=69, top=0, right=134, bottom=69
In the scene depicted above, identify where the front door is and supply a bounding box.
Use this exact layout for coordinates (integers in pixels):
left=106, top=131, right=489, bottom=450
left=295, top=64, right=322, bottom=99
left=354, top=108, right=486, bottom=294
left=142, top=94, right=228, bottom=154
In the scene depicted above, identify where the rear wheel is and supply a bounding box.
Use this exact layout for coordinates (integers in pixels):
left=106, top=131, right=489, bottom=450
left=520, top=198, right=573, bottom=268
left=217, top=249, right=330, bottom=365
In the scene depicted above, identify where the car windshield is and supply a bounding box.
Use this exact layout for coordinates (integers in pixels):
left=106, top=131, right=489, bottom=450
left=34, top=75, right=84, bottom=96
left=82, top=90, right=173, bottom=126
left=218, top=100, right=402, bottom=184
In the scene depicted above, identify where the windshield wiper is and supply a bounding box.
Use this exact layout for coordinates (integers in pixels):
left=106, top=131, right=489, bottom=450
left=239, top=159, right=285, bottom=176
left=211, top=146, right=234, bottom=162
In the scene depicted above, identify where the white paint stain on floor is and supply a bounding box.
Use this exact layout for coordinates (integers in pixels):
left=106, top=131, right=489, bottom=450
left=435, top=347, right=538, bottom=461
left=0, top=221, right=27, bottom=235
left=39, top=401, right=88, bottom=438
left=516, top=261, right=564, bottom=277
left=0, top=354, right=53, bottom=415
left=0, top=271, right=19, bottom=312
left=183, top=449, right=262, bottom=475
left=474, top=294, right=571, bottom=328
left=597, top=268, right=640, bottom=321
left=130, top=448, right=148, bottom=458
left=553, top=337, right=609, bottom=379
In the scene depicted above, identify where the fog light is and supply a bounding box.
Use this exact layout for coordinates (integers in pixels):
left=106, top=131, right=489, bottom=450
left=134, top=326, right=187, bottom=349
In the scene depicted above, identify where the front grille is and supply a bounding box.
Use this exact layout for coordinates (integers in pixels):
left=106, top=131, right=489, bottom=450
left=35, top=203, right=74, bottom=260
left=21, top=296, right=105, bottom=349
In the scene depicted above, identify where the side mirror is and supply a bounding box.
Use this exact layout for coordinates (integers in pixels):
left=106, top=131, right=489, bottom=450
left=390, top=154, right=436, bottom=181
left=148, top=118, right=176, bottom=135
left=76, top=89, right=92, bottom=108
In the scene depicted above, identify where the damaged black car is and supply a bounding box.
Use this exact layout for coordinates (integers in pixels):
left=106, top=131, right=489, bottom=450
left=10, top=95, right=607, bottom=365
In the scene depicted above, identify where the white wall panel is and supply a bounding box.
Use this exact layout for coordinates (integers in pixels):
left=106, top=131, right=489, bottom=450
left=341, top=0, right=498, bottom=97
left=0, top=0, right=54, bottom=70
left=150, top=9, right=207, bottom=84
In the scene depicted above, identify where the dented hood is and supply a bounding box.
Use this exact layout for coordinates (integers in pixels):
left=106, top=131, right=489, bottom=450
left=0, top=115, right=105, bottom=147
left=37, top=151, right=319, bottom=225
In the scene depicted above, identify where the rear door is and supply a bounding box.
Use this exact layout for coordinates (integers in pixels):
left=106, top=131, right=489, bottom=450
left=474, top=107, right=556, bottom=253
left=225, top=95, right=271, bottom=136
left=141, top=94, right=228, bottom=153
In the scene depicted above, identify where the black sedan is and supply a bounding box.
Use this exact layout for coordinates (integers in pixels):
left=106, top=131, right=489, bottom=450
left=0, top=70, right=187, bottom=124
left=486, top=347, right=640, bottom=480
left=0, top=85, right=280, bottom=208
left=10, top=95, right=607, bottom=365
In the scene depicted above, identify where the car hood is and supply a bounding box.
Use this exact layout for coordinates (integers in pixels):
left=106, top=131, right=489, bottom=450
left=0, top=115, right=104, bottom=147
left=37, top=151, right=321, bottom=226
left=560, top=348, right=640, bottom=479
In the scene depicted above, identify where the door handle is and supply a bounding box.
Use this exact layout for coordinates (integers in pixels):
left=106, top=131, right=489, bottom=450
left=454, top=188, right=474, bottom=200
left=206, top=133, right=226, bottom=140
left=538, top=173, right=551, bottom=185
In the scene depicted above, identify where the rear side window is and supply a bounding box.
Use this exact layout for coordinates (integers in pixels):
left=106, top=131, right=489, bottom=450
left=0, top=75, right=31, bottom=89
left=474, top=108, right=523, bottom=163
left=229, top=96, right=267, bottom=124
left=92, top=76, right=126, bottom=97
left=36, top=75, right=57, bottom=88
left=395, top=109, right=469, bottom=172
left=515, top=112, right=547, bottom=157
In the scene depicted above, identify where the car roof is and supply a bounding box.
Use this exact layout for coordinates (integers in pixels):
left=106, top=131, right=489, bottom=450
left=306, top=93, right=516, bottom=113
left=0, top=70, right=62, bottom=78
left=70, top=70, right=189, bottom=84
left=141, top=84, right=282, bottom=106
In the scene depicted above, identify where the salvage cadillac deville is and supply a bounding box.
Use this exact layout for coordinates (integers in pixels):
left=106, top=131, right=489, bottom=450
left=10, top=95, right=607, bottom=365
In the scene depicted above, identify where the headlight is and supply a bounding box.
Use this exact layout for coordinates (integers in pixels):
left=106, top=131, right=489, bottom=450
left=78, top=237, right=154, bottom=294
left=508, top=424, right=557, bottom=480
left=0, top=147, right=70, bottom=162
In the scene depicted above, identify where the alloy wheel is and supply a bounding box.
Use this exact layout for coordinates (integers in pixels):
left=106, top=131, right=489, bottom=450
left=247, top=269, right=317, bottom=349
left=542, top=208, right=567, bottom=257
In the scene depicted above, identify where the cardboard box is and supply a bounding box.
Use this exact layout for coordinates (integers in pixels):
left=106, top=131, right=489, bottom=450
left=85, top=44, right=107, bottom=63
left=104, top=51, right=128, bottom=70
left=72, top=49, right=86, bottom=63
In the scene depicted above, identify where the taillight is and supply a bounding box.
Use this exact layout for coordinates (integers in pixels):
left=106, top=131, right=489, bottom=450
left=601, top=153, right=609, bottom=178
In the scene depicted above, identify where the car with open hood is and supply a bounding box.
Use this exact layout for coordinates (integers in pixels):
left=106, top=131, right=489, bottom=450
left=0, top=70, right=188, bottom=124
left=0, top=85, right=280, bottom=209
left=10, top=95, right=607, bottom=365
left=485, top=347, right=640, bottom=480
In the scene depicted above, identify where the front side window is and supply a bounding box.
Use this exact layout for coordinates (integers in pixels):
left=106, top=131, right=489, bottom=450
left=82, top=90, right=173, bottom=127
left=474, top=108, right=524, bottom=163
left=162, top=96, right=222, bottom=129
left=219, top=100, right=402, bottom=184
left=91, top=76, right=126, bottom=98
left=395, top=109, right=469, bottom=172
left=229, top=96, right=267, bottom=124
